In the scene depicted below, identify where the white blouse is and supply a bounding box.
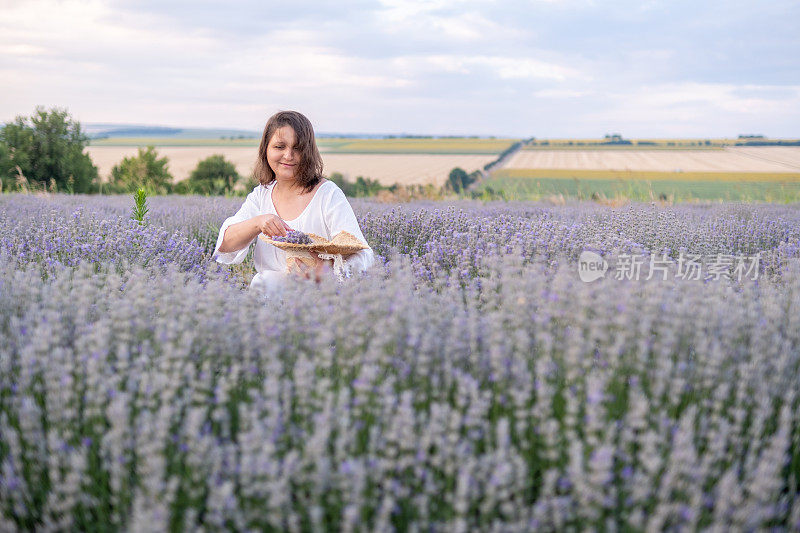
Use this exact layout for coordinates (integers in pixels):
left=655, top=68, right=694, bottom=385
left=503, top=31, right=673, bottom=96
left=213, top=180, right=375, bottom=293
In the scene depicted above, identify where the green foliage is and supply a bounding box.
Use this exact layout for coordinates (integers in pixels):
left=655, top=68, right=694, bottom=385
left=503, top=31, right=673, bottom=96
left=477, top=174, right=800, bottom=203
left=131, top=188, right=149, bottom=222
left=111, top=146, right=173, bottom=194
left=603, top=133, right=632, bottom=144
left=470, top=186, right=506, bottom=202
left=186, top=154, right=241, bottom=195
left=239, top=174, right=261, bottom=194
left=447, top=167, right=468, bottom=193
left=0, top=143, right=11, bottom=191
left=0, top=106, right=98, bottom=193
left=328, top=172, right=387, bottom=197
left=171, top=180, right=191, bottom=195
left=446, top=167, right=480, bottom=194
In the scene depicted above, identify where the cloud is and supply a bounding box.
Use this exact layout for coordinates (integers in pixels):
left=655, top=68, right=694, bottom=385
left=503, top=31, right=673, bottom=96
left=624, top=83, right=800, bottom=116
left=376, top=2, right=519, bottom=43
left=0, top=0, right=221, bottom=71
left=422, top=54, right=583, bottom=81
left=581, top=82, right=800, bottom=137
left=0, top=0, right=797, bottom=136
left=532, top=89, right=592, bottom=98
left=0, top=44, right=49, bottom=57
left=223, top=31, right=416, bottom=95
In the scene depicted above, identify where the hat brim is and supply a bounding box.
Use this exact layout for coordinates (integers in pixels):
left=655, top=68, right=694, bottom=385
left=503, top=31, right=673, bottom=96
left=314, top=230, right=370, bottom=255
left=259, top=232, right=326, bottom=251
left=260, top=230, right=369, bottom=255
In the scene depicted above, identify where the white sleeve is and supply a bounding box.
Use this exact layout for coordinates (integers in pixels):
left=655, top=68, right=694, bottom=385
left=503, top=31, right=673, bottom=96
left=213, top=187, right=262, bottom=265
left=322, top=186, right=375, bottom=275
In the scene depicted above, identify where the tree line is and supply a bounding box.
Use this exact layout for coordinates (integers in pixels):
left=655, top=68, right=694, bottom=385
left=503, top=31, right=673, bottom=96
left=1, top=107, right=503, bottom=200
left=0, top=107, right=256, bottom=195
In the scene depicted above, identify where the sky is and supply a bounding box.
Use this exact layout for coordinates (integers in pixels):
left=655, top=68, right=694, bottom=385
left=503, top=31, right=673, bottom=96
left=1, top=0, right=799, bottom=137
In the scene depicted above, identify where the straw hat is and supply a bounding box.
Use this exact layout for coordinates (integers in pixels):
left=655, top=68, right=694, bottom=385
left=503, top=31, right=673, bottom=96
left=260, top=230, right=368, bottom=255
left=259, top=232, right=326, bottom=251
left=313, top=231, right=369, bottom=255
left=260, top=231, right=369, bottom=278
left=284, top=250, right=319, bottom=272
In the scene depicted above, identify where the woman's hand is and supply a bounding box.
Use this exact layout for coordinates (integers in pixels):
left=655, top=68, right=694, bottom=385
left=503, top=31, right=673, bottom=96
left=289, top=255, right=333, bottom=284
left=257, top=214, right=292, bottom=237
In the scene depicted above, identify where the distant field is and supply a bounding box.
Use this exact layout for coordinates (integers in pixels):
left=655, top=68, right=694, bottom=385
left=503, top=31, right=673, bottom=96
left=524, top=140, right=723, bottom=150
left=480, top=170, right=800, bottom=202
left=86, top=146, right=259, bottom=182
left=89, top=137, right=260, bottom=147
left=733, top=146, right=800, bottom=168
left=493, top=168, right=800, bottom=182
left=503, top=147, right=800, bottom=173
left=315, top=137, right=516, bottom=154
left=321, top=154, right=495, bottom=186
left=482, top=146, right=800, bottom=202
left=523, top=138, right=800, bottom=150
left=89, top=137, right=517, bottom=154
left=85, top=146, right=494, bottom=185
left=85, top=140, right=800, bottom=196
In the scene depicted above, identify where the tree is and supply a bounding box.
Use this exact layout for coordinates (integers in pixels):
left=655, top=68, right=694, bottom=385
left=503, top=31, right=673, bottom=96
left=187, top=154, right=240, bottom=195
left=0, top=106, right=98, bottom=192
left=328, top=172, right=386, bottom=197
left=352, top=176, right=384, bottom=197
left=111, top=146, right=173, bottom=194
left=0, top=143, right=12, bottom=191
left=328, top=172, right=349, bottom=193
left=447, top=167, right=469, bottom=193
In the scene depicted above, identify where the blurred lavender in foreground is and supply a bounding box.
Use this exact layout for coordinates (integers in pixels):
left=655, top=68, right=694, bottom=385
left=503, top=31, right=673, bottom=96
left=0, top=193, right=799, bottom=531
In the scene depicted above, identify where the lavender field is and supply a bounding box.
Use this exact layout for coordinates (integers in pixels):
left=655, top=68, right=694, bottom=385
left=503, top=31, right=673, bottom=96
left=1, top=193, right=800, bottom=531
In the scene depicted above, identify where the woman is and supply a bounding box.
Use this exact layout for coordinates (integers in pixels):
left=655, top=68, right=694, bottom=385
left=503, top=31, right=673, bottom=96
left=213, top=111, right=374, bottom=296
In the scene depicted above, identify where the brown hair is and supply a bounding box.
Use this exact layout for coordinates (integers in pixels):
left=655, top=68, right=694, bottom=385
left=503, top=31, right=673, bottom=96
left=253, top=111, right=324, bottom=193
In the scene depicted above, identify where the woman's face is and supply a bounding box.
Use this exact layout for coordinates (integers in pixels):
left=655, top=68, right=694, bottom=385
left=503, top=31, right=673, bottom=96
left=267, top=125, right=301, bottom=181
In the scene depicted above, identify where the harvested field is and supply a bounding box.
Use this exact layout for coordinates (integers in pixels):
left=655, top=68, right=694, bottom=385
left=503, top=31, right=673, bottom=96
left=493, top=168, right=800, bottom=182
left=86, top=146, right=259, bottom=183
left=85, top=146, right=494, bottom=186
left=731, top=146, right=800, bottom=169
left=321, top=154, right=494, bottom=186
left=88, top=137, right=515, bottom=154
left=504, top=147, right=800, bottom=173
left=315, top=137, right=516, bottom=154
left=88, top=138, right=260, bottom=147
